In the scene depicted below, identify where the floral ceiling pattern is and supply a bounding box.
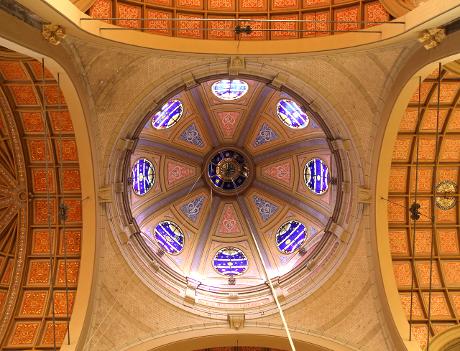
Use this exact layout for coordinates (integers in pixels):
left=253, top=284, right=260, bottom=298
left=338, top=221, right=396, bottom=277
left=87, top=0, right=390, bottom=40
left=388, top=66, right=460, bottom=349
left=0, top=48, right=82, bottom=350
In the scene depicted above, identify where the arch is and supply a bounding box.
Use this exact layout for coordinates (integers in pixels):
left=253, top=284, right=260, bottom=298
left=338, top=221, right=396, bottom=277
left=119, top=325, right=360, bottom=351
left=429, top=325, right=460, bottom=351
left=0, top=38, right=97, bottom=351
left=373, top=27, right=460, bottom=351
left=12, top=0, right=460, bottom=55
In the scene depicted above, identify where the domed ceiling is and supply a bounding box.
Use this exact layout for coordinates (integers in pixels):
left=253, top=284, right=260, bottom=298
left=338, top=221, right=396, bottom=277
left=87, top=0, right=391, bottom=40
left=388, top=65, right=460, bottom=349
left=124, top=77, right=347, bottom=317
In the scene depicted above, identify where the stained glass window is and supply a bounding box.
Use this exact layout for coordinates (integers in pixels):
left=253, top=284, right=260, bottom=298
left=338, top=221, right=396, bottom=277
left=211, top=80, right=249, bottom=101
left=208, top=149, right=249, bottom=191
left=276, top=99, right=309, bottom=129
left=132, top=158, right=155, bottom=196
left=154, top=221, right=184, bottom=255
left=436, top=180, right=457, bottom=210
left=304, top=158, right=330, bottom=195
left=213, top=247, right=248, bottom=276
left=152, top=99, right=183, bottom=129
left=276, top=221, right=307, bottom=254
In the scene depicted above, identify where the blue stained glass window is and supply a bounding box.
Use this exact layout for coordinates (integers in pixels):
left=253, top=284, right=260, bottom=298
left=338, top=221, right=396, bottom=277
left=211, top=80, right=249, bottom=101
left=213, top=247, right=248, bottom=276
left=132, top=158, right=155, bottom=196
left=154, top=221, right=185, bottom=255
left=207, top=149, right=249, bottom=191
left=276, top=99, right=309, bottom=129
left=304, top=158, right=330, bottom=195
left=276, top=221, right=307, bottom=254
left=152, top=99, right=183, bottom=129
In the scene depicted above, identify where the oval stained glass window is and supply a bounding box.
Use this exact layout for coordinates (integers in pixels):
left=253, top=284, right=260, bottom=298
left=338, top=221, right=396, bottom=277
left=152, top=99, right=183, bottom=129
left=304, top=158, right=330, bottom=195
left=213, top=247, right=248, bottom=276
left=276, top=99, right=309, bottom=129
left=154, top=221, right=185, bottom=255
left=276, top=220, right=307, bottom=254
left=132, top=158, right=155, bottom=196
left=211, top=80, right=249, bottom=101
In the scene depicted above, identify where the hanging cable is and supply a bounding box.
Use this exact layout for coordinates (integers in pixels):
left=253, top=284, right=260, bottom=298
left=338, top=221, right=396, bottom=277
left=426, top=62, right=442, bottom=350
left=56, top=73, right=72, bottom=345
left=408, top=76, right=422, bottom=340
left=41, top=58, right=57, bottom=351
left=230, top=178, right=296, bottom=351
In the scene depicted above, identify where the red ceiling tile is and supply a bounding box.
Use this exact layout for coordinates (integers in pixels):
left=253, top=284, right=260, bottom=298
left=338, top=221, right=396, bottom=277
left=31, top=168, right=55, bottom=193
left=0, top=61, right=28, bottom=80
left=271, top=14, right=298, bottom=40
left=20, top=112, right=44, bottom=133
left=9, top=85, right=38, bottom=105
left=49, top=111, right=74, bottom=133
left=117, top=3, right=142, bottom=28
left=19, top=291, right=47, bottom=316
left=145, top=9, right=172, bottom=36
left=177, top=13, right=203, bottom=39
left=208, top=16, right=235, bottom=40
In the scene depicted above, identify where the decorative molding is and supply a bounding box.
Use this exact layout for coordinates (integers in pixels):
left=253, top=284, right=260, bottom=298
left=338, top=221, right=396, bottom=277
left=42, top=24, right=66, bottom=45
left=184, top=277, right=201, bottom=304
left=331, top=139, right=351, bottom=151
left=418, top=28, right=446, bottom=50
left=358, top=186, right=372, bottom=204
left=329, top=222, right=349, bottom=243
left=182, top=72, right=197, bottom=89
left=116, top=138, right=135, bottom=151
left=98, top=186, right=112, bottom=203
left=227, top=314, right=245, bottom=330
left=228, top=56, right=245, bottom=75
left=271, top=72, right=289, bottom=89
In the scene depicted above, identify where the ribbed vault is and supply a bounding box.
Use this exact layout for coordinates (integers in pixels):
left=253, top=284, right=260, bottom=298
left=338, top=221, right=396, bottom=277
left=388, top=65, right=460, bottom=349
left=0, top=47, right=82, bottom=350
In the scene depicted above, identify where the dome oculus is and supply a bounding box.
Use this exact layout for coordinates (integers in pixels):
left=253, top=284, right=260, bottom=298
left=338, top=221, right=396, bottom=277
left=154, top=221, right=185, bottom=255
left=152, top=99, right=183, bottom=129
left=207, top=149, right=249, bottom=192
left=211, top=80, right=249, bottom=101
left=213, top=247, right=248, bottom=276
left=276, top=220, right=307, bottom=254
left=132, top=158, right=155, bottom=196
left=277, top=99, right=309, bottom=129
left=304, top=158, right=330, bottom=195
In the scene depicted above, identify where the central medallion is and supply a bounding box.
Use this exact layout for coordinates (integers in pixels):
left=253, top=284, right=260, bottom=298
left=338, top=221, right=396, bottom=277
left=205, top=148, right=253, bottom=195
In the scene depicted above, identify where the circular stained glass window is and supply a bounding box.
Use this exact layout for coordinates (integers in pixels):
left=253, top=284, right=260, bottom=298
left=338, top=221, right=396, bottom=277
left=213, top=247, right=248, bottom=276
left=304, top=158, right=330, bottom=195
left=436, top=180, right=457, bottom=210
left=152, top=99, right=183, bottom=129
left=154, top=221, right=185, bottom=255
left=276, top=99, right=309, bottom=129
left=132, top=158, right=155, bottom=196
left=208, top=149, right=249, bottom=192
left=211, top=80, right=249, bottom=101
left=276, top=221, right=307, bottom=254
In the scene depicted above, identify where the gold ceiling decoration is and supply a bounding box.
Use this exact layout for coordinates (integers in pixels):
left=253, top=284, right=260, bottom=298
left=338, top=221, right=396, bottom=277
left=388, top=65, right=460, bottom=349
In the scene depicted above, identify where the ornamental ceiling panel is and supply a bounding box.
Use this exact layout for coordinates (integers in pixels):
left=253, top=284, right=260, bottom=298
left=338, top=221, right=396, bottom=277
left=387, top=65, right=460, bottom=349
left=0, top=49, right=82, bottom=351
left=87, top=0, right=391, bottom=40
